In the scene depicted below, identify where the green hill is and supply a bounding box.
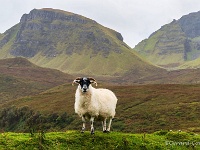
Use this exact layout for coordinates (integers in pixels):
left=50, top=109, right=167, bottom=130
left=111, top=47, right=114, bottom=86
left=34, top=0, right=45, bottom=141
left=134, top=10, right=200, bottom=69
left=0, top=8, right=160, bottom=77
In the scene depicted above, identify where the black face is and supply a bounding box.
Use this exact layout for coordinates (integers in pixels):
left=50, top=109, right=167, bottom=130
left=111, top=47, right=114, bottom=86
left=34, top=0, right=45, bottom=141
left=79, top=77, right=91, bottom=93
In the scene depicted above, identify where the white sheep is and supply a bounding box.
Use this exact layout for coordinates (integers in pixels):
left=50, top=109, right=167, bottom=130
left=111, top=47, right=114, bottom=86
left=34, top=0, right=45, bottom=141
left=72, top=77, right=118, bottom=134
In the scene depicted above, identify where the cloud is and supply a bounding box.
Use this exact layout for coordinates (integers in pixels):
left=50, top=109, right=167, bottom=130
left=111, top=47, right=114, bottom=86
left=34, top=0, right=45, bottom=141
left=0, top=0, right=200, bottom=47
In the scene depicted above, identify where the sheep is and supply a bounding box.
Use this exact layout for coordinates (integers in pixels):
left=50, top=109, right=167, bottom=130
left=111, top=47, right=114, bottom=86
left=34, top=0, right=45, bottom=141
left=72, top=77, right=118, bottom=134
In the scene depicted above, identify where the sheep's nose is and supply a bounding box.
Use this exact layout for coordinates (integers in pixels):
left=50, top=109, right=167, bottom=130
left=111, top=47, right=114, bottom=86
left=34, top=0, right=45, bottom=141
left=82, top=88, right=87, bottom=92
left=82, top=85, right=87, bottom=92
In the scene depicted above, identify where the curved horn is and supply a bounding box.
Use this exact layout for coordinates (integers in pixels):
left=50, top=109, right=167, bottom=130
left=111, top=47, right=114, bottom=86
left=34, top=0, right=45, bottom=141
left=88, top=77, right=97, bottom=86
left=72, top=77, right=82, bottom=86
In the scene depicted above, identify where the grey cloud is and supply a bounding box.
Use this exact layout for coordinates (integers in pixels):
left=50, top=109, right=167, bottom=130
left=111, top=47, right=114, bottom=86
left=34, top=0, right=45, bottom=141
left=0, top=0, right=200, bottom=47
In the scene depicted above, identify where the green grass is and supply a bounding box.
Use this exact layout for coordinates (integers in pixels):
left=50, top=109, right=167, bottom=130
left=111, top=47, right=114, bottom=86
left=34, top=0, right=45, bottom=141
left=0, top=130, right=200, bottom=150
left=180, top=57, right=200, bottom=69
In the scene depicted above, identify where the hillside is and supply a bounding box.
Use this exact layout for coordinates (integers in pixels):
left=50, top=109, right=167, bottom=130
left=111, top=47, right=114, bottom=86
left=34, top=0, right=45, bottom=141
left=0, top=57, right=74, bottom=85
left=122, top=67, right=200, bottom=84
left=134, top=10, right=200, bottom=69
left=0, top=8, right=163, bottom=77
left=0, top=57, right=73, bottom=104
left=1, top=84, right=200, bottom=133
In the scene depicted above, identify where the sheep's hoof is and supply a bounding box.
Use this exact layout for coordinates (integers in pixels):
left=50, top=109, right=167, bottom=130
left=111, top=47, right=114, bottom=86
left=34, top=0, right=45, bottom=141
left=81, top=131, right=84, bottom=133
left=103, top=130, right=110, bottom=133
left=91, top=129, right=95, bottom=135
left=81, top=129, right=85, bottom=133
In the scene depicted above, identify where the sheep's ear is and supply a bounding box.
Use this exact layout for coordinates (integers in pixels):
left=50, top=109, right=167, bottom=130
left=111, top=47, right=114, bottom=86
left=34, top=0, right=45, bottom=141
left=89, top=77, right=97, bottom=86
left=72, top=77, right=82, bottom=86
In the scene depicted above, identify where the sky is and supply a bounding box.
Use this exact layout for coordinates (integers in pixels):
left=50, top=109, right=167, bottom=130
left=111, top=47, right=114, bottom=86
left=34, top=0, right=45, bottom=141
left=0, top=0, right=200, bottom=48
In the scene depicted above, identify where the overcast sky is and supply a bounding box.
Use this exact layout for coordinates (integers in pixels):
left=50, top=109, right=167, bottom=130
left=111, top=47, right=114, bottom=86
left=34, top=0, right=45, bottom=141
left=0, top=0, right=200, bottom=47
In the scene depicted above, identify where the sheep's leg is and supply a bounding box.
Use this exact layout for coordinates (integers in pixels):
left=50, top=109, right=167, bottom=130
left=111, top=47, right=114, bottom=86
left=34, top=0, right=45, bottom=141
left=102, top=118, right=107, bottom=132
left=90, top=117, right=95, bottom=135
left=81, top=116, right=86, bottom=133
left=106, top=118, right=112, bottom=132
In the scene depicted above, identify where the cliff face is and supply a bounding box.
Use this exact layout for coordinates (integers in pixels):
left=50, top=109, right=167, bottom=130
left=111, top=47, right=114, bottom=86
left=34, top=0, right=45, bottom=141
left=178, top=11, right=200, bottom=38
left=134, top=11, right=200, bottom=69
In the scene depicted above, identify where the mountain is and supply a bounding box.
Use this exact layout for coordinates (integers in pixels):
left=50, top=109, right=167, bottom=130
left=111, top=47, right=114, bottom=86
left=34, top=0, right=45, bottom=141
left=134, top=11, right=200, bottom=69
left=0, top=57, right=74, bottom=104
left=0, top=8, right=162, bottom=77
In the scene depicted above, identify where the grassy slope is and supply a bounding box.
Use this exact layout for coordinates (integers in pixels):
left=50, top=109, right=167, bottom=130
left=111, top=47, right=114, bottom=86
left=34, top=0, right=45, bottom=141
left=0, top=24, right=19, bottom=59
left=2, top=84, right=200, bottom=133
left=0, top=74, right=43, bottom=104
left=0, top=57, right=74, bottom=105
left=124, top=68, right=200, bottom=84
left=0, top=57, right=74, bottom=85
left=0, top=131, right=200, bottom=150
left=180, top=57, right=200, bottom=69
left=30, top=50, right=142, bottom=76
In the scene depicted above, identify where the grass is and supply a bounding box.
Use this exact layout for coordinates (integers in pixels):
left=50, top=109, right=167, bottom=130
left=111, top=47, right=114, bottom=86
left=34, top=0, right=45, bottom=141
left=0, top=130, right=200, bottom=150
left=180, top=57, right=200, bottom=69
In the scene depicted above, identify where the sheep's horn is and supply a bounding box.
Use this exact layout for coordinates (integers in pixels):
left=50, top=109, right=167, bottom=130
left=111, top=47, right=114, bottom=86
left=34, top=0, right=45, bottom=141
left=89, top=77, right=97, bottom=86
left=72, top=77, right=82, bottom=86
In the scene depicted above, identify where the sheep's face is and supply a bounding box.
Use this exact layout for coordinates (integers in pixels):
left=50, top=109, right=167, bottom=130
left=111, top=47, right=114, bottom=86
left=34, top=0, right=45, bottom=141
left=79, top=77, right=91, bottom=93
left=73, top=77, right=97, bottom=93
